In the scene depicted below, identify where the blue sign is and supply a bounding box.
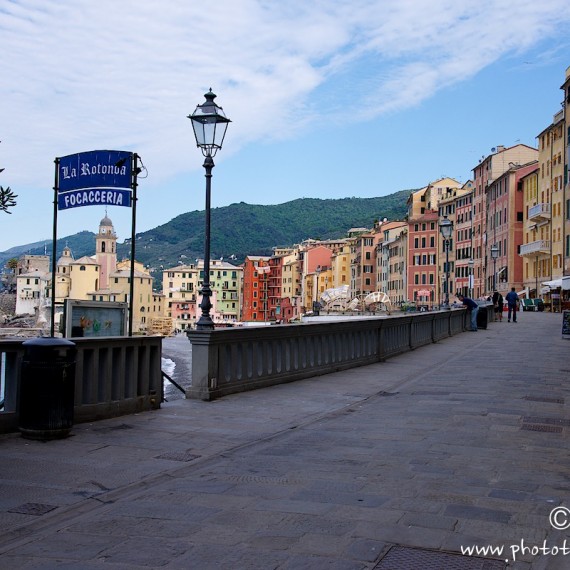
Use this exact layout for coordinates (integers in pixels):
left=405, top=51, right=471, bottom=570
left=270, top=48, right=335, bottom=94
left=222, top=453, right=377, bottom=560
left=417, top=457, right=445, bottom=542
left=58, top=150, right=133, bottom=192
left=58, top=188, right=132, bottom=210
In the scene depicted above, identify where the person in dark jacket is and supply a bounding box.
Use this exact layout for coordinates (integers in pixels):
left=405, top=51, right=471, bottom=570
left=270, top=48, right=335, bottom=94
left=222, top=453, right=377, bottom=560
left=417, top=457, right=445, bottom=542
left=492, top=290, right=504, bottom=322
left=505, top=287, right=518, bottom=323
left=457, top=294, right=479, bottom=331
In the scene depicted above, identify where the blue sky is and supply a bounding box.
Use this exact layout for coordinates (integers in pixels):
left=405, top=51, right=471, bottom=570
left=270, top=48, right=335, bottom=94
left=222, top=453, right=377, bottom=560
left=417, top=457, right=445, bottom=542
left=1, top=0, right=570, bottom=252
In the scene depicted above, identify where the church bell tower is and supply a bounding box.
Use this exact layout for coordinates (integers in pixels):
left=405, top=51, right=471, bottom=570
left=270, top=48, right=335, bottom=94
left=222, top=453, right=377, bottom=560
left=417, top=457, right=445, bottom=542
left=95, top=214, right=117, bottom=290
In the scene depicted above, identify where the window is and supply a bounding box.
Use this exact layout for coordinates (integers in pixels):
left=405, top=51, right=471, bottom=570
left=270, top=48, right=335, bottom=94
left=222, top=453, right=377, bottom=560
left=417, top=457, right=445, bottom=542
left=80, top=266, right=86, bottom=271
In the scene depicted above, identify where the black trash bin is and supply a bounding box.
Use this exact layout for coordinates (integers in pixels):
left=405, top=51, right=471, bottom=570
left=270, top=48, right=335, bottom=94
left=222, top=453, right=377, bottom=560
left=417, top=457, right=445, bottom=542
left=476, top=304, right=488, bottom=330
left=19, top=338, right=77, bottom=440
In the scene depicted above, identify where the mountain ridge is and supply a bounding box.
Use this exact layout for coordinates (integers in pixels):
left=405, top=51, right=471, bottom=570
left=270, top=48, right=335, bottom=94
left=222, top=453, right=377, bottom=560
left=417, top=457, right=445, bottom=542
left=1, top=191, right=413, bottom=285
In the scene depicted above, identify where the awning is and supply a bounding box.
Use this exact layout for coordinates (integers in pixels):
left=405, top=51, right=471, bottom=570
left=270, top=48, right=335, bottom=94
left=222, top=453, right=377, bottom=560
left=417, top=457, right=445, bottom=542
left=542, top=277, right=570, bottom=290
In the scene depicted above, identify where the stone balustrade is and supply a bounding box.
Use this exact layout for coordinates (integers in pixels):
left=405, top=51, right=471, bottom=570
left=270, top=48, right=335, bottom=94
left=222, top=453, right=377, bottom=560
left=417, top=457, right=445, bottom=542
left=1, top=306, right=491, bottom=433
left=187, top=308, right=483, bottom=401
left=0, top=336, right=162, bottom=434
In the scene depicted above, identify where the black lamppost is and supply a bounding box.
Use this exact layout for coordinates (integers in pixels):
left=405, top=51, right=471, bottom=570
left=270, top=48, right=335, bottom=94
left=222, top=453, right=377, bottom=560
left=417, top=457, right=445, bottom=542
left=188, top=89, right=231, bottom=330
left=490, top=244, right=499, bottom=293
left=439, top=215, right=453, bottom=308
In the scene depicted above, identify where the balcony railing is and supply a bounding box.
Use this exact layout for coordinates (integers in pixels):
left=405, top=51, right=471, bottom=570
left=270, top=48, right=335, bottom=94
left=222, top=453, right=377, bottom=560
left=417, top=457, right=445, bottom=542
left=520, top=240, right=550, bottom=256
left=528, top=203, right=550, bottom=222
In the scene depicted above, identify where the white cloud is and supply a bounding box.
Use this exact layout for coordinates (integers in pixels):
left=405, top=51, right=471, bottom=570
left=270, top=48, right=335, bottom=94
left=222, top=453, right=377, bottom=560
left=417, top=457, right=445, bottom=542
left=1, top=0, right=569, bottom=247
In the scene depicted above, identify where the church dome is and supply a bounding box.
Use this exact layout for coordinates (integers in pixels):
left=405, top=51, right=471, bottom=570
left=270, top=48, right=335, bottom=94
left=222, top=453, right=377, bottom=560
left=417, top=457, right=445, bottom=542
left=100, top=215, right=113, bottom=227
left=57, top=246, right=73, bottom=265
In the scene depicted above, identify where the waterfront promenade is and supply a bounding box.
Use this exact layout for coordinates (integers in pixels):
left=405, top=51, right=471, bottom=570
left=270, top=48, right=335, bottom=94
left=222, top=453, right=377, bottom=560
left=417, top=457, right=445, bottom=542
left=0, top=312, right=569, bottom=569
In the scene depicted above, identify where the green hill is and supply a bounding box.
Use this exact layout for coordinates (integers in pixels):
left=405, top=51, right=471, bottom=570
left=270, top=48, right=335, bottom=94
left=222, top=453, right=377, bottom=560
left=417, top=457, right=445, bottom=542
left=1, top=191, right=412, bottom=289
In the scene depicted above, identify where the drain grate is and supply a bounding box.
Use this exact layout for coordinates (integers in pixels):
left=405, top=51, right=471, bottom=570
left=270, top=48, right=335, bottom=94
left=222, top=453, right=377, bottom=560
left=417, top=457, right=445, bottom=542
left=8, top=503, right=58, bottom=516
left=155, top=450, right=201, bottom=462
left=375, top=546, right=505, bottom=569
left=523, top=396, right=564, bottom=404
left=521, top=423, right=563, bottom=433
left=522, top=416, right=570, bottom=426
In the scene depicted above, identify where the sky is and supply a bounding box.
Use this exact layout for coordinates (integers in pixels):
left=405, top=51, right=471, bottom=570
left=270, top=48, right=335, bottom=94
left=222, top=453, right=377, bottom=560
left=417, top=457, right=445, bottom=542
left=1, top=0, right=570, bottom=252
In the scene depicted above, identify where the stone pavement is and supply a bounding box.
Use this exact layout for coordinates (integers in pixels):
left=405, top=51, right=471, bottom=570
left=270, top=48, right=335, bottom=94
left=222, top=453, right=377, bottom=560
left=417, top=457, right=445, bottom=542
left=1, top=311, right=569, bottom=569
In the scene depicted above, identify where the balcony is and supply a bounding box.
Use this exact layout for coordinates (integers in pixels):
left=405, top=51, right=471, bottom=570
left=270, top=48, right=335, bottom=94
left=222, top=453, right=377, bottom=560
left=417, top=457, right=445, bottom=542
left=528, top=203, right=550, bottom=223
left=519, top=240, right=550, bottom=257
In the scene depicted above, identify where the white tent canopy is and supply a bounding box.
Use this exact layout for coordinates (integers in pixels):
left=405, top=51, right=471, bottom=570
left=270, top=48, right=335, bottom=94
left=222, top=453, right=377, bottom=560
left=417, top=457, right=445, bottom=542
left=542, top=277, right=570, bottom=291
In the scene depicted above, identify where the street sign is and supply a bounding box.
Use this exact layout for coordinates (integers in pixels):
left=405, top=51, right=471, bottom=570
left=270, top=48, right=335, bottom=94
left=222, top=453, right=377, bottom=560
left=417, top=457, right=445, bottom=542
left=57, top=188, right=131, bottom=210
left=58, top=150, right=133, bottom=193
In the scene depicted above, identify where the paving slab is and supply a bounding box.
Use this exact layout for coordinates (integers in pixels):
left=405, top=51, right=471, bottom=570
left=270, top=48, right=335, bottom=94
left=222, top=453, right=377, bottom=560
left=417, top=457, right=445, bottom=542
left=0, top=311, right=569, bottom=569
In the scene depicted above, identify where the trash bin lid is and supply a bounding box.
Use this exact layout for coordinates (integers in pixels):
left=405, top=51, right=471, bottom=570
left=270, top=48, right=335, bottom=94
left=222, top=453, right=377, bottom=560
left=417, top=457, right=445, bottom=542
left=23, top=338, right=76, bottom=348
left=22, top=337, right=76, bottom=359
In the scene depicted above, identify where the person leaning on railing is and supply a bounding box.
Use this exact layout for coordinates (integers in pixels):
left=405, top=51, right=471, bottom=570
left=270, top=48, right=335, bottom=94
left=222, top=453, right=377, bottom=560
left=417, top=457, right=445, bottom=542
left=456, top=294, right=479, bottom=332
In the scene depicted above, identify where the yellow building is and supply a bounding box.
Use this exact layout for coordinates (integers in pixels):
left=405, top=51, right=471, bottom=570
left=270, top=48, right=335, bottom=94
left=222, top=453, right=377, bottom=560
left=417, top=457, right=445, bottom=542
left=279, top=249, right=301, bottom=301
left=92, top=259, right=161, bottom=334
left=54, top=246, right=73, bottom=303
left=162, top=259, right=242, bottom=330
left=330, top=243, right=351, bottom=290
left=48, top=216, right=161, bottom=335
left=376, top=221, right=408, bottom=306
left=522, top=112, right=565, bottom=298
left=68, top=256, right=99, bottom=300
left=561, top=66, right=570, bottom=277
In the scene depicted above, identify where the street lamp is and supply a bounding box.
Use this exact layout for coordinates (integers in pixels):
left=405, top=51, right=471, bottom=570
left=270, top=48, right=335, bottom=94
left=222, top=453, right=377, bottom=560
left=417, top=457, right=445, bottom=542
left=490, top=244, right=499, bottom=293
left=468, top=259, right=474, bottom=299
left=439, top=215, right=453, bottom=308
left=188, top=89, right=231, bottom=330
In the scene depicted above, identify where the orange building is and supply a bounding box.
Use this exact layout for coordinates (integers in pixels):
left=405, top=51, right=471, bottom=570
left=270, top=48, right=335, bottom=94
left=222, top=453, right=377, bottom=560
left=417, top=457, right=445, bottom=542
left=454, top=188, right=474, bottom=297
left=241, top=256, right=271, bottom=322
left=407, top=208, right=439, bottom=308
left=471, top=144, right=538, bottom=298
left=486, top=161, right=538, bottom=295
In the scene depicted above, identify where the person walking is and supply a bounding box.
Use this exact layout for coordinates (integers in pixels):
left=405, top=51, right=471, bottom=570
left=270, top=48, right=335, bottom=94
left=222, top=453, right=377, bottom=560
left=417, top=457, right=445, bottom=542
left=492, top=290, right=504, bottom=322
left=505, top=287, right=518, bottom=323
left=457, top=294, right=479, bottom=331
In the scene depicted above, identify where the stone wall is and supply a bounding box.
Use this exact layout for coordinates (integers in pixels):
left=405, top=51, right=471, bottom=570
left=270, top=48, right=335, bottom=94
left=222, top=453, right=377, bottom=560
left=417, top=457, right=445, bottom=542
left=0, top=292, right=16, bottom=320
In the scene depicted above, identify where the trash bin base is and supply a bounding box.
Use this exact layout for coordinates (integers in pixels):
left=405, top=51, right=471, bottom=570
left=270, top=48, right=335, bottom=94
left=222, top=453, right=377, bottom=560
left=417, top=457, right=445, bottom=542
left=19, top=426, right=72, bottom=441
